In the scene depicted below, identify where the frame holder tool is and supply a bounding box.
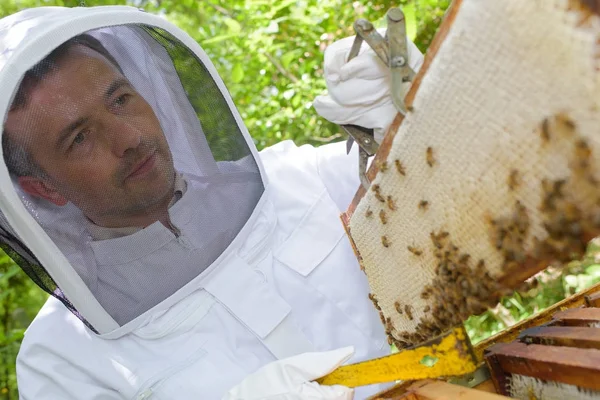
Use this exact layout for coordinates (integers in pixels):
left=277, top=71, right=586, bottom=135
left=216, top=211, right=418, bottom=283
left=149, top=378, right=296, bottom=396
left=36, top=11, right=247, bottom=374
left=343, top=7, right=415, bottom=189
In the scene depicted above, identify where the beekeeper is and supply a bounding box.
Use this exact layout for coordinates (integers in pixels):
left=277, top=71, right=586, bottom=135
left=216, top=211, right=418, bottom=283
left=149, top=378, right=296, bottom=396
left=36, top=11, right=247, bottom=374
left=0, top=6, right=423, bottom=400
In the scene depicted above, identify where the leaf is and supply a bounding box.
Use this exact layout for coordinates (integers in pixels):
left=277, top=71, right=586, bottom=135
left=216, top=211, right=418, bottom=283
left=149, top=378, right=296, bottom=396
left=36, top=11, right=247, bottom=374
left=586, top=264, right=600, bottom=278
left=401, top=3, right=418, bottom=41
left=0, top=263, right=20, bottom=284
left=202, top=33, right=240, bottom=45
left=282, top=89, right=295, bottom=100
left=564, top=274, right=578, bottom=287
left=265, top=21, right=279, bottom=34
left=419, top=355, right=438, bottom=367
left=231, top=63, right=245, bottom=83
left=281, top=50, right=299, bottom=69
left=224, top=18, right=242, bottom=34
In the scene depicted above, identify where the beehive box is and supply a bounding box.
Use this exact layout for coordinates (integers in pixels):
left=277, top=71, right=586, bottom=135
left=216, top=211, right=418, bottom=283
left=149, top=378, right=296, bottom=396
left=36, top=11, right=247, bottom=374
left=368, top=280, right=600, bottom=399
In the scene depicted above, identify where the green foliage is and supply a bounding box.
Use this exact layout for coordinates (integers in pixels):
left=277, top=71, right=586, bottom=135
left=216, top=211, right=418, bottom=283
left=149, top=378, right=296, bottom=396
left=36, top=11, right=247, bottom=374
left=138, top=0, right=450, bottom=150
left=0, top=1, right=450, bottom=398
left=0, top=252, right=47, bottom=399
left=465, top=239, right=600, bottom=344
left=1, top=1, right=600, bottom=398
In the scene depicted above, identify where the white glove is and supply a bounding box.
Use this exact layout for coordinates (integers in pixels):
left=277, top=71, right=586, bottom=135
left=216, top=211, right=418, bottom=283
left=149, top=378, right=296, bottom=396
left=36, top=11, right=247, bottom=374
left=222, top=347, right=355, bottom=400
left=313, top=30, right=424, bottom=143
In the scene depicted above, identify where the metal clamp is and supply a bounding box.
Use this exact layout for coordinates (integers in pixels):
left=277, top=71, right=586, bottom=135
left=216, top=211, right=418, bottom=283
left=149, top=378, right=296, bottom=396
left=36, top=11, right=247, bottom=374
left=343, top=7, right=415, bottom=189
left=343, top=125, right=378, bottom=189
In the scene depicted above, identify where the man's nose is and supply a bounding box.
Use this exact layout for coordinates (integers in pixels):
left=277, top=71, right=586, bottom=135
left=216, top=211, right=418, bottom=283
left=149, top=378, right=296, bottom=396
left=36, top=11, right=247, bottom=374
left=107, top=118, right=142, bottom=157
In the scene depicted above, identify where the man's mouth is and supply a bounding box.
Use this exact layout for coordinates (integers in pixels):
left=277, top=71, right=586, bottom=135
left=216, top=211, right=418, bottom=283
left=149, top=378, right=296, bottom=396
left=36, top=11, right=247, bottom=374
left=126, top=151, right=157, bottom=181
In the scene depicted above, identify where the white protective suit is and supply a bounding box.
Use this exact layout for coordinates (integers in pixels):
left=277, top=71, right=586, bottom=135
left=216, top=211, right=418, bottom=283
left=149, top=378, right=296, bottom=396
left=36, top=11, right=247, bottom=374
left=0, top=6, right=422, bottom=400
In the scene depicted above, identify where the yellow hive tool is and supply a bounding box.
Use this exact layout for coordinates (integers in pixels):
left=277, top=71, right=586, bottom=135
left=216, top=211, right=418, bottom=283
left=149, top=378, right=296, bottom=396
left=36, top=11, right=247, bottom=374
left=316, top=327, right=478, bottom=388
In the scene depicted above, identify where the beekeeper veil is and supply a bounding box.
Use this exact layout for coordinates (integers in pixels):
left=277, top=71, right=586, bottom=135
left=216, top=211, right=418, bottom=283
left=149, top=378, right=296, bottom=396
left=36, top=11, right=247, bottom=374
left=0, top=6, right=265, bottom=334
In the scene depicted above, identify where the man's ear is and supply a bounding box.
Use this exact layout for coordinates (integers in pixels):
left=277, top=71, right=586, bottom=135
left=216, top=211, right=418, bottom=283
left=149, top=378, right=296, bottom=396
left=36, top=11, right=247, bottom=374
left=17, top=176, right=68, bottom=206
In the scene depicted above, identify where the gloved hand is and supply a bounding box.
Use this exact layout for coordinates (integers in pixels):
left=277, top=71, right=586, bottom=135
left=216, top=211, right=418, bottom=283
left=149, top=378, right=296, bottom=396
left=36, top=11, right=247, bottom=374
left=313, top=31, right=424, bottom=143
left=222, top=346, right=355, bottom=400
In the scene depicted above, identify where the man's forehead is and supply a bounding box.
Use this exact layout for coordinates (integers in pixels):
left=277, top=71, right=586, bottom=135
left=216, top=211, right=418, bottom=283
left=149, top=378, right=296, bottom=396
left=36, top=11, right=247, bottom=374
left=45, top=45, right=123, bottom=87
left=23, top=47, right=123, bottom=103
left=65, top=45, right=121, bottom=73
left=4, top=45, right=125, bottom=138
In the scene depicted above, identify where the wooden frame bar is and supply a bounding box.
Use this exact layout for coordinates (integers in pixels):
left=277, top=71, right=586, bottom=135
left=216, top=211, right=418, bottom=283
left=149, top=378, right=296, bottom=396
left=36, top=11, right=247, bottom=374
left=552, top=307, right=600, bottom=326
left=473, top=281, right=600, bottom=361
left=485, top=342, right=600, bottom=394
left=370, top=380, right=511, bottom=400
left=585, top=291, right=600, bottom=307
left=520, top=326, right=600, bottom=349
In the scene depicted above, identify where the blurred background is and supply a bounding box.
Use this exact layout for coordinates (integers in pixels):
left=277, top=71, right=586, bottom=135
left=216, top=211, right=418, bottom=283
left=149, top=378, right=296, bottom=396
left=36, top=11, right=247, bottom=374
left=4, top=1, right=598, bottom=398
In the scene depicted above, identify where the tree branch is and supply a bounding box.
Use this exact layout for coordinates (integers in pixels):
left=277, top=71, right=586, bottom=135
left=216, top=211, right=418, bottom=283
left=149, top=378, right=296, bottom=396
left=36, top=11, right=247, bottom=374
left=264, top=53, right=300, bottom=84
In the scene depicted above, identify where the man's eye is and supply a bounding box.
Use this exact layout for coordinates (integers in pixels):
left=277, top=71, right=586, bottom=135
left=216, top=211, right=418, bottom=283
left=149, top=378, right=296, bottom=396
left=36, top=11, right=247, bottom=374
left=114, top=94, right=130, bottom=107
left=72, top=130, right=87, bottom=145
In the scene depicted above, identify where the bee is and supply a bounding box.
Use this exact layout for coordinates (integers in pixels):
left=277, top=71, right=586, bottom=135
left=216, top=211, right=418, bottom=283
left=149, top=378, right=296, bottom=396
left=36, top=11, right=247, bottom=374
left=387, top=196, right=397, bottom=211
left=378, top=160, right=389, bottom=172
left=575, top=139, right=592, bottom=171
left=421, top=290, right=431, bottom=300
left=495, top=228, right=507, bottom=250
left=430, top=231, right=442, bottom=249
left=404, top=304, right=414, bottom=320
left=541, top=178, right=553, bottom=195
left=408, top=246, right=423, bottom=256
left=459, top=277, right=471, bottom=291
left=459, top=253, right=471, bottom=264
left=476, top=259, right=486, bottom=272
left=540, top=117, right=550, bottom=142
left=555, top=112, right=576, bottom=134
left=419, top=200, right=429, bottom=211
left=395, top=160, right=406, bottom=176
left=381, top=235, right=390, bottom=248
left=372, top=184, right=385, bottom=203
left=426, top=147, right=435, bottom=167
left=486, top=215, right=497, bottom=227
left=554, top=179, right=566, bottom=196
left=439, top=231, right=449, bottom=240
left=385, top=325, right=392, bottom=336
left=423, top=305, right=431, bottom=313
left=528, top=278, right=540, bottom=290
left=394, top=301, right=403, bottom=314
left=379, top=209, right=387, bottom=224
left=365, top=208, right=373, bottom=218
left=466, top=297, right=486, bottom=315
left=508, top=169, right=520, bottom=191
left=386, top=317, right=393, bottom=328
left=569, top=221, right=583, bottom=236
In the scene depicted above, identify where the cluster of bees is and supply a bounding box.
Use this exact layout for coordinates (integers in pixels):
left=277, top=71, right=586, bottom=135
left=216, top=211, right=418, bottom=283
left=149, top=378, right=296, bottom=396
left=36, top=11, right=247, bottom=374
left=389, top=230, right=509, bottom=349
left=533, top=178, right=587, bottom=262
left=363, top=111, right=600, bottom=349
left=488, top=200, right=530, bottom=272
left=533, top=114, right=595, bottom=263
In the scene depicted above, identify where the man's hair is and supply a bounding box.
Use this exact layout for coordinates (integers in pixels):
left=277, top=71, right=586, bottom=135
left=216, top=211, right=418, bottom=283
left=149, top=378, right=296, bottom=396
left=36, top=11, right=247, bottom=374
left=2, top=34, right=123, bottom=178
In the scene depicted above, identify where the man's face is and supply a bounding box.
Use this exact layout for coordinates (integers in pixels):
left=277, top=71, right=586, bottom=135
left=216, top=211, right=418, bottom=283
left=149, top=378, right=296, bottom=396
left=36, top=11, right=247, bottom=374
left=4, top=45, right=175, bottom=226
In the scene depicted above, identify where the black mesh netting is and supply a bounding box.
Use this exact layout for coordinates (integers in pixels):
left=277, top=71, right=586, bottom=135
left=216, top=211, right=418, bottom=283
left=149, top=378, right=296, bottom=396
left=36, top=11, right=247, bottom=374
left=142, top=26, right=257, bottom=164
left=0, top=225, right=97, bottom=332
